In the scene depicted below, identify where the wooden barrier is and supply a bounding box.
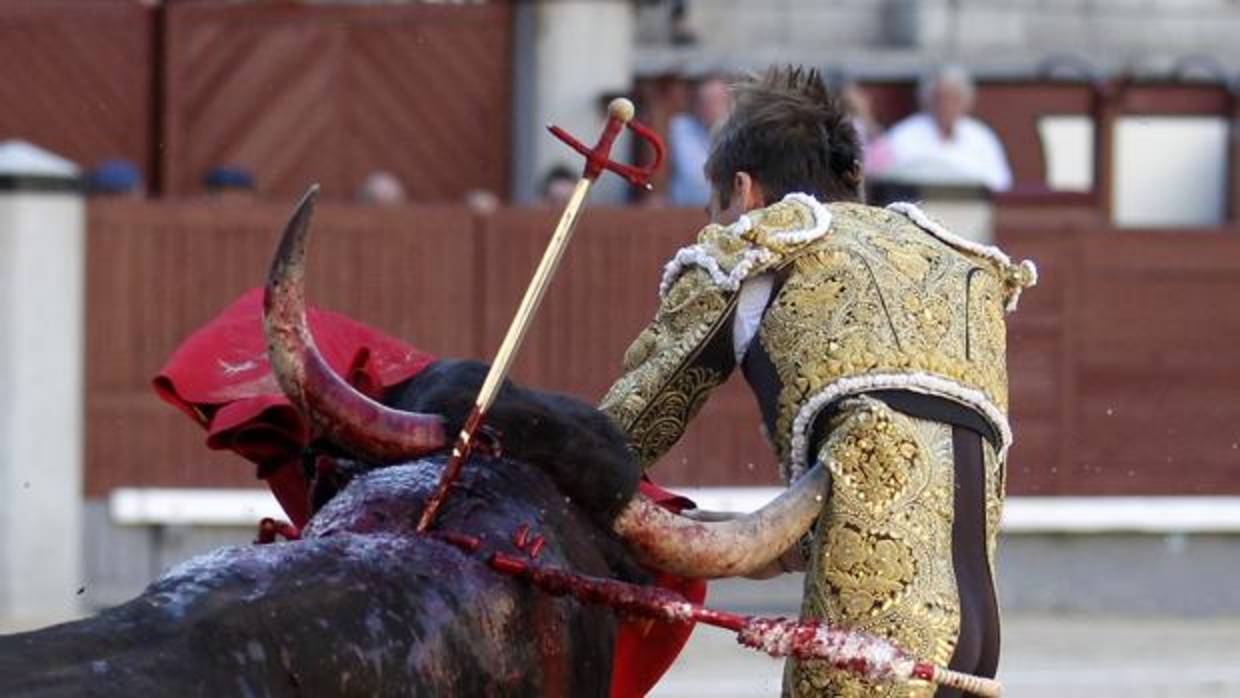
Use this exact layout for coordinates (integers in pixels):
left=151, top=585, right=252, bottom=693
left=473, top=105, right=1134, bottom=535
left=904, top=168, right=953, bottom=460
left=0, top=2, right=512, bottom=198
left=84, top=200, right=1240, bottom=497
left=85, top=199, right=481, bottom=495
left=159, top=2, right=513, bottom=199
left=0, top=3, right=153, bottom=180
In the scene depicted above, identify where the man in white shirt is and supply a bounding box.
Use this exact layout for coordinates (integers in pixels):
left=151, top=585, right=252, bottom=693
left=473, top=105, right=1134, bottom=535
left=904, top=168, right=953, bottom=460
left=877, top=66, right=1012, bottom=191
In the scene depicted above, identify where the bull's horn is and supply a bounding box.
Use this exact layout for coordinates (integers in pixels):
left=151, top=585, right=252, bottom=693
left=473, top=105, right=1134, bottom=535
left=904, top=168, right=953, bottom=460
left=264, top=185, right=448, bottom=462
left=612, top=462, right=827, bottom=578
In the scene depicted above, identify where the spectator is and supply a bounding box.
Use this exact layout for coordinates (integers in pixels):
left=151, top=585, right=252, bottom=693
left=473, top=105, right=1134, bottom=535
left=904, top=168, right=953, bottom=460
left=356, top=170, right=406, bottom=206
left=669, top=0, right=697, bottom=45
left=464, top=188, right=500, bottom=216
left=667, top=74, right=731, bottom=207
left=836, top=79, right=894, bottom=174
left=204, top=166, right=257, bottom=197
left=540, top=164, right=577, bottom=208
left=87, top=159, right=143, bottom=197
left=874, top=65, right=1012, bottom=191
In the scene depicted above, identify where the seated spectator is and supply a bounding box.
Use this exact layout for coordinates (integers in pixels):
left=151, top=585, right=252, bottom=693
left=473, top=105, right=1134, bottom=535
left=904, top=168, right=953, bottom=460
left=87, top=159, right=143, bottom=197
left=836, top=78, right=894, bottom=174
left=667, top=74, right=731, bottom=207
left=356, top=170, right=406, bottom=206
left=540, top=164, right=577, bottom=208
left=204, top=166, right=257, bottom=197
left=874, top=65, right=1012, bottom=191
left=464, top=188, right=500, bottom=216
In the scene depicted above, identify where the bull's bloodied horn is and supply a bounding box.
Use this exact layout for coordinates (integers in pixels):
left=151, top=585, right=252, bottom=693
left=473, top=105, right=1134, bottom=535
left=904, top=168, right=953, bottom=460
left=264, top=185, right=448, bottom=461
left=612, top=463, right=827, bottom=578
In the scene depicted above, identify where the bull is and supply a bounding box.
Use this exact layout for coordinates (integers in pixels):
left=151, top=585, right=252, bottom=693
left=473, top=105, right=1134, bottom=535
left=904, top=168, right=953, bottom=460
left=0, top=190, right=828, bottom=696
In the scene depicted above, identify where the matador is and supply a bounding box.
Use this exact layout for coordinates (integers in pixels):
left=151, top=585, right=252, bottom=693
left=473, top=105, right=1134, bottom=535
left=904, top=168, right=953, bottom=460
left=600, top=67, right=1036, bottom=697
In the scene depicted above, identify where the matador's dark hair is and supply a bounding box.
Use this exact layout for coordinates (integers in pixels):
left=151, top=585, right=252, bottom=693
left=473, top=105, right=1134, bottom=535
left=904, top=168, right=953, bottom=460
left=704, top=65, right=864, bottom=208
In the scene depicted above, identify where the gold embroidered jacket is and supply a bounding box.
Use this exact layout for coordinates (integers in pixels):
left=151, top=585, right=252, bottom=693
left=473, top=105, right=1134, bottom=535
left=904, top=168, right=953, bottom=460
left=599, top=194, right=1037, bottom=479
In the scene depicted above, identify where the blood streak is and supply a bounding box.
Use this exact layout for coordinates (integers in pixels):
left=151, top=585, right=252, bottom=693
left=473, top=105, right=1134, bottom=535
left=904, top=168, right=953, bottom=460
left=253, top=518, right=301, bottom=544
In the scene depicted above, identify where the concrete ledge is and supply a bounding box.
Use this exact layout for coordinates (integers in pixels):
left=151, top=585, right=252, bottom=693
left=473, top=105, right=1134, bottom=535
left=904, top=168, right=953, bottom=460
left=997, top=496, right=1240, bottom=534
left=110, top=487, right=1240, bottom=534
left=110, top=488, right=283, bottom=526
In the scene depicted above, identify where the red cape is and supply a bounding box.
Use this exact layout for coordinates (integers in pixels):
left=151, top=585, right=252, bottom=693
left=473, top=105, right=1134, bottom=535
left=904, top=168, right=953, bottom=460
left=153, top=288, right=436, bottom=525
left=153, top=288, right=704, bottom=697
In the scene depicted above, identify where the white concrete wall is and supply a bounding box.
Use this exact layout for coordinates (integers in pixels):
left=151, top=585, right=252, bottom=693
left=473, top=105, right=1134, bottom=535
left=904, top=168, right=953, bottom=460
left=512, top=0, right=636, bottom=204
left=0, top=190, right=85, bottom=630
left=1112, top=115, right=1229, bottom=227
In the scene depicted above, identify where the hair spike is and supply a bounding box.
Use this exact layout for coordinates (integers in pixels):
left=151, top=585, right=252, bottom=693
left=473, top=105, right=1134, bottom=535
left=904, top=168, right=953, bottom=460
left=706, top=64, right=863, bottom=207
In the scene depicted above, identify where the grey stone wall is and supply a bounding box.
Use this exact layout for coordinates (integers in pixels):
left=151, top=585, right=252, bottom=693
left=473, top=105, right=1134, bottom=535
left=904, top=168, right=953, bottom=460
left=636, top=0, right=1240, bottom=78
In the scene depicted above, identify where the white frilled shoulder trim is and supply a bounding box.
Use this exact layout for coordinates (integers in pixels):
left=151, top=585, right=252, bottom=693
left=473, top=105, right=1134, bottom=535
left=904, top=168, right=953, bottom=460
left=658, top=192, right=832, bottom=299
left=886, top=201, right=1013, bottom=265
left=784, top=371, right=1013, bottom=482
left=657, top=245, right=774, bottom=299
left=768, top=193, right=833, bottom=244
left=886, top=201, right=1038, bottom=312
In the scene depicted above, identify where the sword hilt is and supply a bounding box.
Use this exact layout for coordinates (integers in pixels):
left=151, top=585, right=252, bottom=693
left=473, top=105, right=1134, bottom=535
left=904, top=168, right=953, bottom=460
left=415, top=99, right=663, bottom=534
left=547, top=97, right=666, bottom=191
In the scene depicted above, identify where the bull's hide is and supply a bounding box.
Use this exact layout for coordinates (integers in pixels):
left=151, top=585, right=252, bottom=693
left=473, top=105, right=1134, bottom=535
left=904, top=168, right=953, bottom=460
left=0, top=457, right=626, bottom=697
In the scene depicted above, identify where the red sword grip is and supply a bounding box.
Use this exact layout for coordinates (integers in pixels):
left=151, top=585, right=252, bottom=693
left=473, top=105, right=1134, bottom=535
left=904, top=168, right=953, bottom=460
left=547, top=97, right=666, bottom=191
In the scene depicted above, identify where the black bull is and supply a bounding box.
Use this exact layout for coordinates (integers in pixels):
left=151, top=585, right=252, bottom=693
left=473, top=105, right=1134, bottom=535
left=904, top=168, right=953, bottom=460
left=0, top=456, right=637, bottom=697
left=0, top=359, right=650, bottom=697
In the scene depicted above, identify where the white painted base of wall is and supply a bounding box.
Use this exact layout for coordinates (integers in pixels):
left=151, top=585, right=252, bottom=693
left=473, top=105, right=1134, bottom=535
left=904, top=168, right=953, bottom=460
left=82, top=489, right=1240, bottom=617
left=110, top=487, right=1240, bottom=535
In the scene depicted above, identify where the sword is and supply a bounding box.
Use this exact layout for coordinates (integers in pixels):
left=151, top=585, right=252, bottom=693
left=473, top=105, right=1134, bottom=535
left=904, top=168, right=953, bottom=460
left=415, top=97, right=665, bottom=532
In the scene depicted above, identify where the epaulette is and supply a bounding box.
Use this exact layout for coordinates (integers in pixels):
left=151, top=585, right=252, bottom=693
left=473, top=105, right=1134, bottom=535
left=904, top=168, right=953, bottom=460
left=886, top=202, right=1038, bottom=312
left=657, top=193, right=833, bottom=298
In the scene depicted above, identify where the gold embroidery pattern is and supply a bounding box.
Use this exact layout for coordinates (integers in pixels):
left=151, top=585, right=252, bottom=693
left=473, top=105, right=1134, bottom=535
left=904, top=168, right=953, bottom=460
left=758, top=203, right=1013, bottom=471
left=627, top=365, right=727, bottom=467
left=984, top=442, right=1004, bottom=577
left=787, top=397, right=959, bottom=697
left=603, top=197, right=834, bottom=468
left=599, top=267, right=736, bottom=469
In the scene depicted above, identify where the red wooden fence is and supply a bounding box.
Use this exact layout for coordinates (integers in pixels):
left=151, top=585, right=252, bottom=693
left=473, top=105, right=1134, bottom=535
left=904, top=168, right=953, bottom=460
left=84, top=200, right=1240, bottom=497
left=160, top=2, right=513, bottom=199
left=0, top=2, right=512, bottom=199
left=0, top=2, right=153, bottom=181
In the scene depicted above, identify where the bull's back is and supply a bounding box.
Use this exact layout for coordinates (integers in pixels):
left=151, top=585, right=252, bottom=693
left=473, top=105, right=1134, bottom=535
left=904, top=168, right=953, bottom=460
left=0, top=459, right=621, bottom=697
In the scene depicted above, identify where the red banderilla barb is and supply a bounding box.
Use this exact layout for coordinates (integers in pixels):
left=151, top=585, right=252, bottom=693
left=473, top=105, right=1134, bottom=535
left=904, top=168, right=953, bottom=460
left=437, top=534, right=1002, bottom=697
left=254, top=518, right=301, bottom=544
left=487, top=551, right=739, bottom=628
left=513, top=523, right=531, bottom=549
